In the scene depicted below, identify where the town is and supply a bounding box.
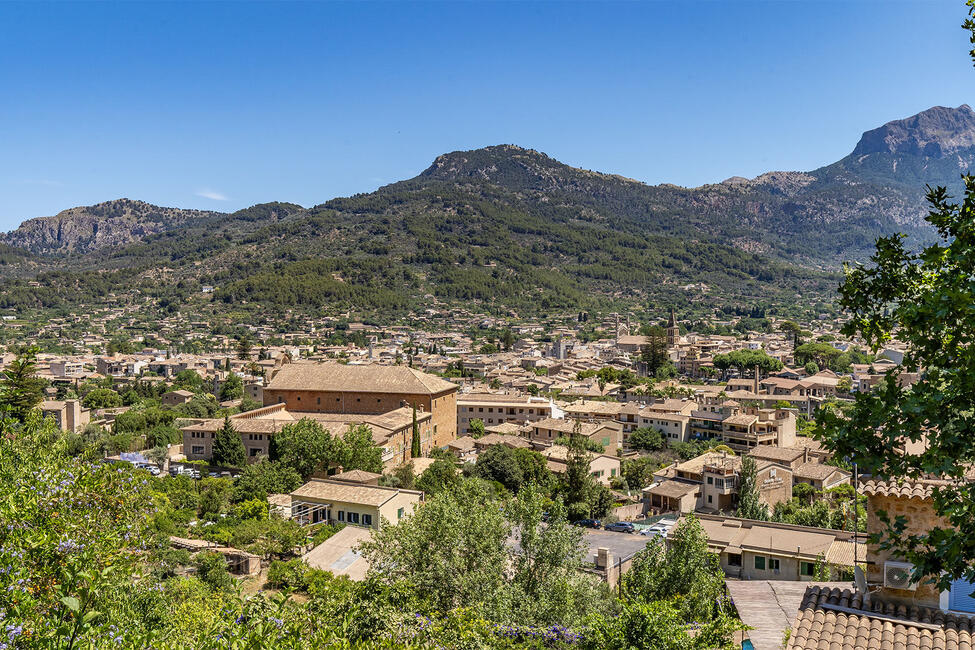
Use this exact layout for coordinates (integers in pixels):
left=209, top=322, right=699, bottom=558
left=4, top=301, right=951, bottom=649
left=5, top=1, right=975, bottom=648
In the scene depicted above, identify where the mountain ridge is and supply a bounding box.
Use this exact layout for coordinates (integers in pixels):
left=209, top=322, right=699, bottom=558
left=0, top=104, right=971, bottom=317
left=6, top=104, right=973, bottom=260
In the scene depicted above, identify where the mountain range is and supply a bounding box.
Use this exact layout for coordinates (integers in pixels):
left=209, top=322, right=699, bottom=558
left=1, top=104, right=971, bottom=317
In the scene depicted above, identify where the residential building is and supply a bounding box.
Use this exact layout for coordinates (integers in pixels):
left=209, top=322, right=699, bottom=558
left=264, top=362, right=458, bottom=448
left=288, top=477, right=423, bottom=530
left=538, top=444, right=621, bottom=486
left=646, top=451, right=793, bottom=514
left=41, top=399, right=90, bottom=433
left=456, top=393, right=557, bottom=434
left=181, top=403, right=434, bottom=468
left=528, top=417, right=620, bottom=455
left=684, top=513, right=861, bottom=581
left=161, top=389, right=195, bottom=407
left=786, top=477, right=975, bottom=649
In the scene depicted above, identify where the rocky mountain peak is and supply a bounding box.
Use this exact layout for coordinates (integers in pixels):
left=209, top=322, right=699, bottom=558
left=851, top=104, right=975, bottom=157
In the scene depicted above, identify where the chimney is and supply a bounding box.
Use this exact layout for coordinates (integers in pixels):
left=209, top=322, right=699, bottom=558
left=596, top=547, right=612, bottom=569
left=753, top=364, right=760, bottom=394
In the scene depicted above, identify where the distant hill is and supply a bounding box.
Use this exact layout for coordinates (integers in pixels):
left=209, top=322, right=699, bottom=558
left=1, top=104, right=972, bottom=315
left=2, top=199, right=224, bottom=255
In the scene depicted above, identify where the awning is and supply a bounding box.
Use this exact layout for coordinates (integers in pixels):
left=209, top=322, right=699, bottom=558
left=725, top=546, right=743, bottom=555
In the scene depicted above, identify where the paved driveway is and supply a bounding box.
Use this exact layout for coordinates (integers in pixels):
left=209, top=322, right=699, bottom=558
left=581, top=528, right=656, bottom=563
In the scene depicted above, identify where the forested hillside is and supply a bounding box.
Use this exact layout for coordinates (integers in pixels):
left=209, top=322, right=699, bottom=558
left=2, top=104, right=973, bottom=317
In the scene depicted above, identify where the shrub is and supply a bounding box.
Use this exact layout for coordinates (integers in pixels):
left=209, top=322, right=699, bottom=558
left=193, top=551, right=233, bottom=590
left=267, top=558, right=309, bottom=591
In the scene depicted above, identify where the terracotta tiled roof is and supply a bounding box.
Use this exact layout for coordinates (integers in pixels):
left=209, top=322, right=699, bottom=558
left=267, top=362, right=458, bottom=395
left=860, top=478, right=949, bottom=500
left=794, top=462, right=846, bottom=482
left=788, top=586, right=975, bottom=650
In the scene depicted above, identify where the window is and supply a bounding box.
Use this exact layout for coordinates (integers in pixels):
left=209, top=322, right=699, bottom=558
left=715, top=479, right=724, bottom=488
left=707, top=495, right=713, bottom=503
left=317, top=397, right=321, bottom=405
left=769, top=558, right=780, bottom=571
left=706, top=477, right=713, bottom=485
left=349, top=512, right=360, bottom=524
left=337, top=511, right=345, bottom=522
left=397, top=508, right=404, bottom=519
left=770, top=468, right=777, bottom=478
left=192, top=445, right=204, bottom=455
left=297, top=396, right=301, bottom=401
left=727, top=553, right=742, bottom=567
left=249, top=448, right=260, bottom=457
left=800, top=562, right=815, bottom=577
left=362, top=514, right=373, bottom=526
left=755, top=556, right=766, bottom=570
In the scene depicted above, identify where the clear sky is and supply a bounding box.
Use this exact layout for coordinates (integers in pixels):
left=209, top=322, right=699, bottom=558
left=0, top=1, right=972, bottom=229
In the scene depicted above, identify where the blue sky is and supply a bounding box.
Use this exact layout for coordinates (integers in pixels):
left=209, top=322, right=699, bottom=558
left=0, top=1, right=972, bottom=229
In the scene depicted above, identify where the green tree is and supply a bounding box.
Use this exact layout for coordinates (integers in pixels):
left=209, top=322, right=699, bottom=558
left=232, top=459, right=303, bottom=502
left=269, top=418, right=337, bottom=480
left=390, top=461, right=415, bottom=489
left=237, top=336, right=252, bottom=360
left=359, top=480, right=509, bottom=613
left=619, top=455, right=661, bottom=490
left=335, top=424, right=384, bottom=474
left=82, top=388, right=122, bottom=409
left=585, top=599, right=741, bottom=650
left=511, top=447, right=553, bottom=491
left=837, top=376, right=853, bottom=393
left=472, top=444, right=524, bottom=492
left=410, top=405, right=421, bottom=458
left=219, top=372, right=244, bottom=401
left=712, top=349, right=783, bottom=377
left=193, top=551, right=233, bottom=590
left=622, top=515, right=727, bottom=623
left=501, top=329, right=515, bottom=351
left=506, top=484, right=609, bottom=625
left=0, top=346, right=45, bottom=425
left=173, top=369, right=204, bottom=392
left=804, top=361, right=820, bottom=376
left=735, top=455, right=769, bottom=521
left=794, top=343, right=842, bottom=370
left=211, top=416, right=246, bottom=467
left=780, top=320, right=802, bottom=349
left=468, top=418, right=486, bottom=438
left=639, top=325, right=669, bottom=376
left=628, top=426, right=664, bottom=452
left=559, top=430, right=609, bottom=520
left=416, top=458, right=460, bottom=496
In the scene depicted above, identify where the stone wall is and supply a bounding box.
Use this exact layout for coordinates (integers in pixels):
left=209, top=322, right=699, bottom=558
left=866, top=492, right=947, bottom=608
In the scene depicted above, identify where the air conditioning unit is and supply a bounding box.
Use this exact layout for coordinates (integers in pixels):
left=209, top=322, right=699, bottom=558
left=884, top=561, right=918, bottom=591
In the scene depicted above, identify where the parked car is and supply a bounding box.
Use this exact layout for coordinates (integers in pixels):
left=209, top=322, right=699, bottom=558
left=572, top=519, right=602, bottom=529
left=604, top=521, right=636, bottom=534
